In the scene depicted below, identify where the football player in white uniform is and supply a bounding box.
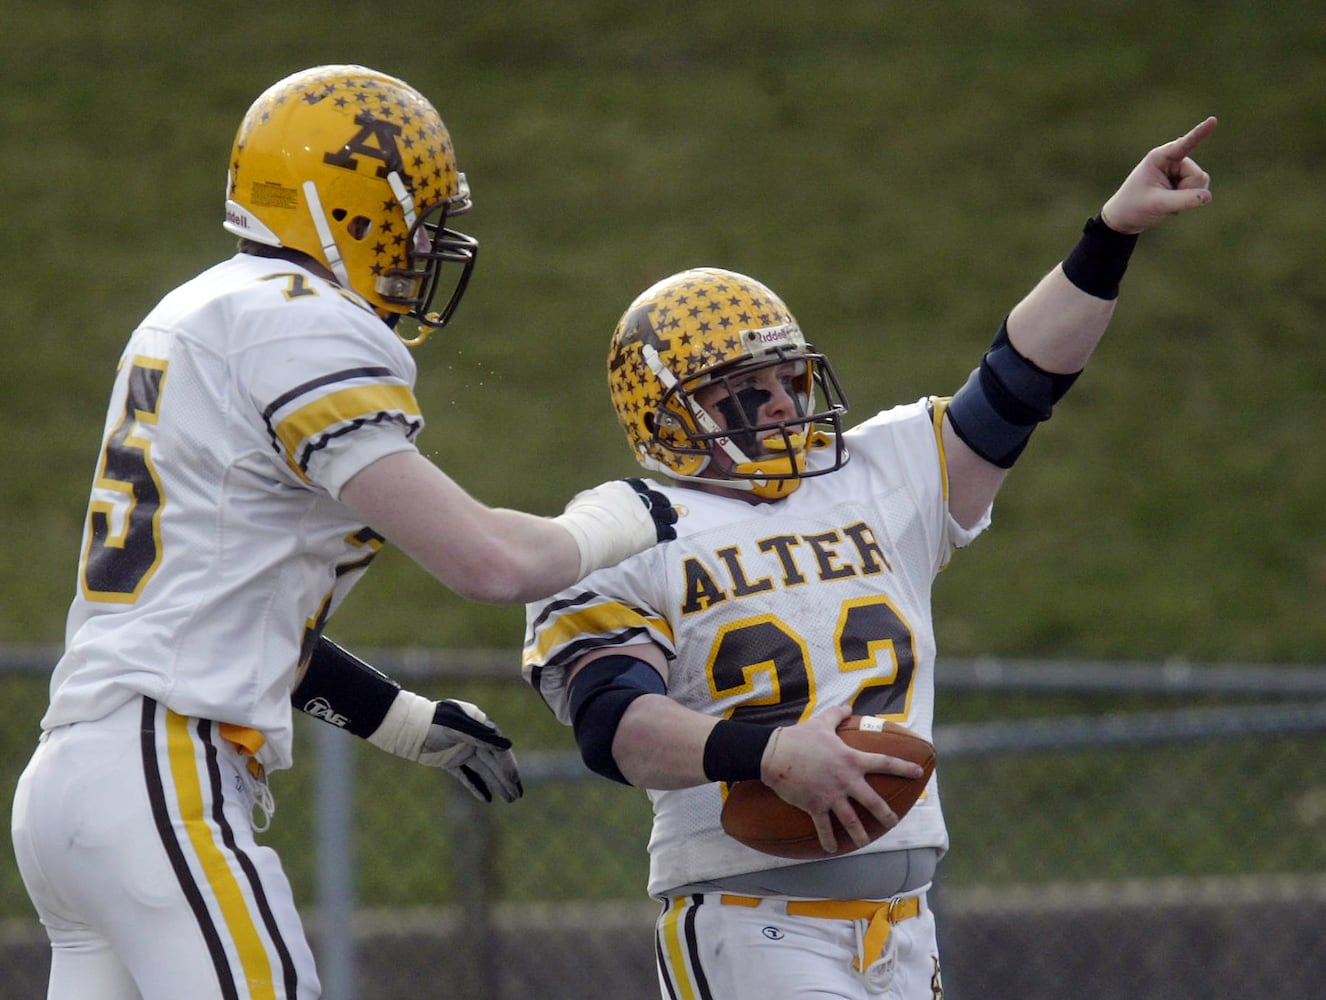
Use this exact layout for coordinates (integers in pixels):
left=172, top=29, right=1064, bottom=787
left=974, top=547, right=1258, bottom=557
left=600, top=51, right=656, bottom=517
left=10, top=65, right=675, bottom=1000
left=522, top=118, right=1216, bottom=999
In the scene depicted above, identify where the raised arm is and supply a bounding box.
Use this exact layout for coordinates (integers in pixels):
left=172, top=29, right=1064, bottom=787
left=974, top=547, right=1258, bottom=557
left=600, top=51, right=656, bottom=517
left=943, top=117, right=1217, bottom=526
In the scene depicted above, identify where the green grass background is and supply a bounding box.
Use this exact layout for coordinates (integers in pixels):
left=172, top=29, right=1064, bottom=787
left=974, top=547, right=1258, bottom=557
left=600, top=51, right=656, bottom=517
left=2, top=0, right=1324, bottom=914
left=3, top=2, right=1323, bottom=659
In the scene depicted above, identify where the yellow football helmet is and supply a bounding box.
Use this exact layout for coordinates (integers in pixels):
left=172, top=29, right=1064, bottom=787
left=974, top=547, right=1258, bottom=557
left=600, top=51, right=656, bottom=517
left=608, top=267, right=849, bottom=499
left=224, top=65, right=477, bottom=342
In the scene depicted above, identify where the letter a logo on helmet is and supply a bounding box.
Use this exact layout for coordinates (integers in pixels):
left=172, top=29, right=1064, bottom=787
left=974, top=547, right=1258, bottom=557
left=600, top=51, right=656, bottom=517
left=322, top=116, right=406, bottom=178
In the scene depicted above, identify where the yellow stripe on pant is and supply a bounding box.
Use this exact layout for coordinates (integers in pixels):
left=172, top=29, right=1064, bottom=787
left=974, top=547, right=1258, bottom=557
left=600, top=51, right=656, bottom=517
left=659, top=896, right=703, bottom=1000
left=166, top=710, right=277, bottom=999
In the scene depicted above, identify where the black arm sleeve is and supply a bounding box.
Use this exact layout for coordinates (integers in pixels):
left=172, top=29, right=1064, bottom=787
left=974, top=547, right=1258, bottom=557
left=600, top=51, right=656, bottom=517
left=567, top=654, right=667, bottom=785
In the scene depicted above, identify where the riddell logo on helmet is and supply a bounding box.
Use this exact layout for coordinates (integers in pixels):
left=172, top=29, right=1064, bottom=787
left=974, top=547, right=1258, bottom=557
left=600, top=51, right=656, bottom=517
left=747, top=323, right=801, bottom=346
left=225, top=208, right=250, bottom=230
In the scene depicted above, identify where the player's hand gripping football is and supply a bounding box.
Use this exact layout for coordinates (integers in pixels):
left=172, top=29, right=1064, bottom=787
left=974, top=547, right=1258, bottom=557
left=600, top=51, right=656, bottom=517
left=419, top=699, right=524, bottom=803
left=760, top=705, right=924, bottom=855
left=1101, top=116, right=1216, bottom=235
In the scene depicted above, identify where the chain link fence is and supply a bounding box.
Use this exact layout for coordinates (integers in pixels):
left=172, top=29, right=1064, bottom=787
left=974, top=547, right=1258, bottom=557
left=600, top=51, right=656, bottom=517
left=4, top=647, right=1325, bottom=999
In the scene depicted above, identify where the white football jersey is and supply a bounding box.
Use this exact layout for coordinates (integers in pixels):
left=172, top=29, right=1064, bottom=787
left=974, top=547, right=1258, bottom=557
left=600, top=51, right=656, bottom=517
left=523, top=398, right=989, bottom=896
left=45, top=253, right=424, bottom=772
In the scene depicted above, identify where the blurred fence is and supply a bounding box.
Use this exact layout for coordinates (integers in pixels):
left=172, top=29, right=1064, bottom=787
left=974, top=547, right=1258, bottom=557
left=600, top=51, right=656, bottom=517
left=4, top=646, right=1326, bottom=999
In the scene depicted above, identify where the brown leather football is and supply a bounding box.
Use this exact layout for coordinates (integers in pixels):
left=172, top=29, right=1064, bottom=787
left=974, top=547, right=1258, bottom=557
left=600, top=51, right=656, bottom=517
left=719, top=716, right=936, bottom=860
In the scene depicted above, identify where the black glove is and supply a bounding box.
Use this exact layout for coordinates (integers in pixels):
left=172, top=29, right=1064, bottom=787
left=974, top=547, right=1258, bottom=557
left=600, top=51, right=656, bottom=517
left=625, top=477, right=678, bottom=542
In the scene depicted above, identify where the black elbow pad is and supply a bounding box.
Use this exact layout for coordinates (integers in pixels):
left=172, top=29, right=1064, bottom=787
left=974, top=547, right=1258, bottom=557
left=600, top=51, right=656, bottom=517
left=567, top=655, right=667, bottom=785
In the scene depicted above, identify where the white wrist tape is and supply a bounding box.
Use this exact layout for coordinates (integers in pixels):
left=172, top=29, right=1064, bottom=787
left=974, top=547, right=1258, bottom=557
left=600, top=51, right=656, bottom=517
left=365, top=690, right=434, bottom=761
left=553, top=480, right=657, bottom=578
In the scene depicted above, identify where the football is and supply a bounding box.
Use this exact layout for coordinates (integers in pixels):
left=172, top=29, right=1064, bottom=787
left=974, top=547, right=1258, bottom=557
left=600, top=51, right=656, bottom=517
left=719, top=716, right=936, bottom=860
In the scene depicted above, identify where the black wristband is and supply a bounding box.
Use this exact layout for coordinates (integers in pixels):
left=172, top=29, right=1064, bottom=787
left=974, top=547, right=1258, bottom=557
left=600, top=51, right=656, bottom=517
left=1060, top=214, right=1139, bottom=300
left=702, top=720, right=774, bottom=782
left=291, top=637, right=401, bottom=737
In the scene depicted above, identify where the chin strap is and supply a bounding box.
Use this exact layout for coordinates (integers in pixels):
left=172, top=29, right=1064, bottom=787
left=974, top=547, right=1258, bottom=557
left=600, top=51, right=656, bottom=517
left=301, top=181, right=352, bottom=289
left=382, top=171, right=436, bottom=347
left=387, top=171, right=418, bottom=230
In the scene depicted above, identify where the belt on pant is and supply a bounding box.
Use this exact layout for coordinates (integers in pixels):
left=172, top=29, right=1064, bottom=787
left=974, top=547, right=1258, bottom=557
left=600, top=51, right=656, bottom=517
left=719, top=893, right=923, bottom=971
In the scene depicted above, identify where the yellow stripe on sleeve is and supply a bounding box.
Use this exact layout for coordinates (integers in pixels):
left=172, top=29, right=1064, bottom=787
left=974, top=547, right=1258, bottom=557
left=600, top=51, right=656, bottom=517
left=275, top=383, right=421, bottom=481
left=523, top=600, right=676, bottom=668
left=929, top=395, right=952, bottom=503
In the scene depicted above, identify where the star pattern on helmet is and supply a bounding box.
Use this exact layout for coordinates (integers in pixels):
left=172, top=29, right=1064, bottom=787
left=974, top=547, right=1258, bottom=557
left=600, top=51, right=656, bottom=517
left=607, top=268, right=803, bottom=474
left=237, top=67, right=459, bottom=220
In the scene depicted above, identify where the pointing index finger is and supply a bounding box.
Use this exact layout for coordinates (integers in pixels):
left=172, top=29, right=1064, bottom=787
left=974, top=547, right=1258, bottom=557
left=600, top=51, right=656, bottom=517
left=1162, top=116, right=1218, bottom=163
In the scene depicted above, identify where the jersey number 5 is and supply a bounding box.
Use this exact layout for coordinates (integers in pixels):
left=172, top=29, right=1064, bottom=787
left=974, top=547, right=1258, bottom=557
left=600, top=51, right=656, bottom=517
left=81, top=357, right=168, bottom=603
